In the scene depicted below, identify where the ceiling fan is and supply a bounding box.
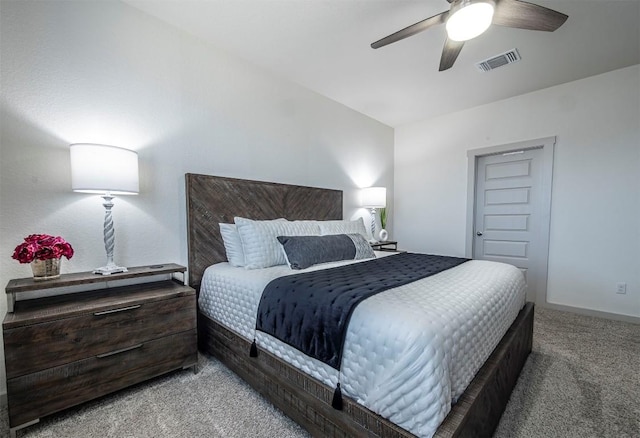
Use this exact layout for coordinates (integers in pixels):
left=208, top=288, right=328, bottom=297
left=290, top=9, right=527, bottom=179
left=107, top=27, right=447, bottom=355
left=371, top=0, right=568, bottom=71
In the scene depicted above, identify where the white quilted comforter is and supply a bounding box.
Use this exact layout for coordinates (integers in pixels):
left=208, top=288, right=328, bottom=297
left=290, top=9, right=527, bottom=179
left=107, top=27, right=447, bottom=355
left=199, top=253, right=526, bottom=438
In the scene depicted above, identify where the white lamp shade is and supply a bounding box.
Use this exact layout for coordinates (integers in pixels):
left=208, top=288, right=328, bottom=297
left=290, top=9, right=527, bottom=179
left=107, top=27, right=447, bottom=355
left=70, top=144, right=139, bottom=195
left=446, top=0, right=495, bottom=42
left=362, top=187, right=387, bottom=208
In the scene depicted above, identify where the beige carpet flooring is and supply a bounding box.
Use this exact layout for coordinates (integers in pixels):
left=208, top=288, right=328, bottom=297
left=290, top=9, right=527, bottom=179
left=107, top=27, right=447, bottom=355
left=493, top=307, right=639, bottom=438
left=1, top=307, right=638, bottom=438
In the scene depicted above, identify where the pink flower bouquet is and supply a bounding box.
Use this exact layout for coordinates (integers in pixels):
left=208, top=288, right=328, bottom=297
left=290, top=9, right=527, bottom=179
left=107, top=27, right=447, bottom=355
left=12, top=234, right=74, bottom=264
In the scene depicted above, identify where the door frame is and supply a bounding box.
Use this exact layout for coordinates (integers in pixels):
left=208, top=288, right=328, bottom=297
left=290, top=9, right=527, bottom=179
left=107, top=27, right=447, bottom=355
left=465, top=136, right=556, bottom=306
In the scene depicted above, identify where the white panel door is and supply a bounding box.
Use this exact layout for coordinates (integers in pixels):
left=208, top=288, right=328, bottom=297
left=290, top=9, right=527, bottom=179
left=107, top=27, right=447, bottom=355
left=474, top=148, right=545, bottom=302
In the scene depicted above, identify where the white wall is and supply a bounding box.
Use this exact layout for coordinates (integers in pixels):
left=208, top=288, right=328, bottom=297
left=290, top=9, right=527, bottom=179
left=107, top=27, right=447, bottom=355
left=395, top=65, right=640, bottom=319
left=0, top=0, right=393, bottom=398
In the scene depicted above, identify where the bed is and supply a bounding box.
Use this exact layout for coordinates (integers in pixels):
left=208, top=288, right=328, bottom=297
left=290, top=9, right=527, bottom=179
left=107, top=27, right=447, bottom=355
left=186, top=173, right=534, bottom=438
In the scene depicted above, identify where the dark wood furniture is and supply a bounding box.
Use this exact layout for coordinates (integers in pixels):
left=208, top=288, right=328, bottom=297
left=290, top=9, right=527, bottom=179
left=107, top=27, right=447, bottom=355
left=3, top=264, right=198, bottom=437
left=186, top=173, right=534, bottom=438
left=370, top=240, right=400, bottom=251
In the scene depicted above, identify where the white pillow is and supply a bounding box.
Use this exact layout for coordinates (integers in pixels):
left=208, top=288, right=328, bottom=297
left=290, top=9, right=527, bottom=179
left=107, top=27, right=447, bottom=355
left=234, top=217, right=321, bottom=269
left=318, top=218, right=368, bottom=239
left=219, top=223, right=245, bottom=267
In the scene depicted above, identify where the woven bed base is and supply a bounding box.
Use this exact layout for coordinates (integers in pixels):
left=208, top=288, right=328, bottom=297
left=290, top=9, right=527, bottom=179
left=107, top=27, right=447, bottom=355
left=198, top=302, right=534, bottom=438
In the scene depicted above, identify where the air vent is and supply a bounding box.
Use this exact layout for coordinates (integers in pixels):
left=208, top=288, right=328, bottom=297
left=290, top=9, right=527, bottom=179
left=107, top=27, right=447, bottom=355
left=476, top=48, right=521, bottom=72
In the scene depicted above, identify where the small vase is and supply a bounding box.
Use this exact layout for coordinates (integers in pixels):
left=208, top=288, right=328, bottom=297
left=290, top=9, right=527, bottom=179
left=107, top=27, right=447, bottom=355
left=31, top=258, right=61, bottom=281
left=378, top=229, right=389, bottom=242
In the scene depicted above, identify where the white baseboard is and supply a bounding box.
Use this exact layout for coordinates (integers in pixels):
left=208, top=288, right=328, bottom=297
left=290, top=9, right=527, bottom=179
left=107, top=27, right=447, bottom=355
left=543, top=302, right=640, bottom=324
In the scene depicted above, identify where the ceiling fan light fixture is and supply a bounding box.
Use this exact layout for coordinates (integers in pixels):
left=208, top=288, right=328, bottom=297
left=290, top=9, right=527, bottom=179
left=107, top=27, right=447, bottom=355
left=446, top=0, right=495, bottom=42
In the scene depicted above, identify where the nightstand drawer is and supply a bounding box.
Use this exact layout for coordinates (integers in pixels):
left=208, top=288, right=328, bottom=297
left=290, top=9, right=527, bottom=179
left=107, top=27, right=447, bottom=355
left=7, top=329, right=197, bottom=428
left=4, top=294, right=196, bottom=379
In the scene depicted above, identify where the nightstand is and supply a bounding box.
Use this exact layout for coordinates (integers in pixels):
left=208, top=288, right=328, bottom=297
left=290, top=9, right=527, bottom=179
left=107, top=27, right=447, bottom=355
left=370, top=240, right=402, bottom=252
left=3, top=263, right=197, bottom=437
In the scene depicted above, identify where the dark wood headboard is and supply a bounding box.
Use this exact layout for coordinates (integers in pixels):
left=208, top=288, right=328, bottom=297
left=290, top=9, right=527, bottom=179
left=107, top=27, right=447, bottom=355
left=185, top=173, right=343, bottom=290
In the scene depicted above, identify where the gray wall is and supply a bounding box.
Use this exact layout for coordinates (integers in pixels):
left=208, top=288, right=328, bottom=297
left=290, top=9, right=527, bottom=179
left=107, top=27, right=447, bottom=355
left=395, top=65, right=640, bottom=319
left=0, top=0, right=394, bottom=399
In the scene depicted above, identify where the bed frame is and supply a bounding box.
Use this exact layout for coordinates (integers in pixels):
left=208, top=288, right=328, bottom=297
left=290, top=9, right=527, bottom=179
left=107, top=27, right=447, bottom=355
left=186, top=173, right=534, bottom=437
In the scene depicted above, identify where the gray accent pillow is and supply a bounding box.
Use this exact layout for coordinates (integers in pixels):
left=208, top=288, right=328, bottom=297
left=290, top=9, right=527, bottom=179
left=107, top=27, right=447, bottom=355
left=277, top=234, right=376, bottom=270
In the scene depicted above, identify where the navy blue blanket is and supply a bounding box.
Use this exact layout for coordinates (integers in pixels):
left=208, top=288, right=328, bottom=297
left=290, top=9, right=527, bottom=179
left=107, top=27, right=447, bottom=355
left=255, top=252, right=468, bottom=370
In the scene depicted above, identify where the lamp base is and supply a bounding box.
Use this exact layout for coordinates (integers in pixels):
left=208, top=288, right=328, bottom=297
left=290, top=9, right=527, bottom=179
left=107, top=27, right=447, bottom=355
left=93, top=264, right=128, bottom=275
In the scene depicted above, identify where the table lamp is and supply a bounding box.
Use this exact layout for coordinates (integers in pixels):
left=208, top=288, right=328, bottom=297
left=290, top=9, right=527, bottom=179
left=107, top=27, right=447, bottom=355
left=70, top=144, right=139, bottom=275
left=361, top=187, right=386, bottom=242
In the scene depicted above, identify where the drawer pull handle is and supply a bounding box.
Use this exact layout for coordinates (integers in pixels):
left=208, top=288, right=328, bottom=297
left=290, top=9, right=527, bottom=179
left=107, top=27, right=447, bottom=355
left=93, top=305, right=141, bottom=316
left=96, top=344, right=143, bottom=358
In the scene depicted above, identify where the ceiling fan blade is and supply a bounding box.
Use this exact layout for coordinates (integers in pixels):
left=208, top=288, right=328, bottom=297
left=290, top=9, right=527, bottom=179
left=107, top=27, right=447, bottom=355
left=439, top=38, right=465, bottom=71
left=493, top=0, right=568, bottom=32
left=371, top=11, right=448, bottom=49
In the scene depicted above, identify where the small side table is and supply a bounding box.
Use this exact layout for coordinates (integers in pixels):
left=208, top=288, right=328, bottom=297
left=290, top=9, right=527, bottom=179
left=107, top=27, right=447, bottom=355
left=370, top=241, right=402, bottom=252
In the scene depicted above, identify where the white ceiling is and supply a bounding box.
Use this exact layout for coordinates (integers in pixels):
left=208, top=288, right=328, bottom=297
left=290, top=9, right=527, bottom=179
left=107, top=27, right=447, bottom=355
left=125, top=0, right=640, bottom=127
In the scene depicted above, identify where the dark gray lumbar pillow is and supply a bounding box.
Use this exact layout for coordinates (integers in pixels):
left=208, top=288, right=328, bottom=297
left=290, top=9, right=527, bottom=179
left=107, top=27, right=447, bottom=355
left=277, top=233, right=375, bottom=270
